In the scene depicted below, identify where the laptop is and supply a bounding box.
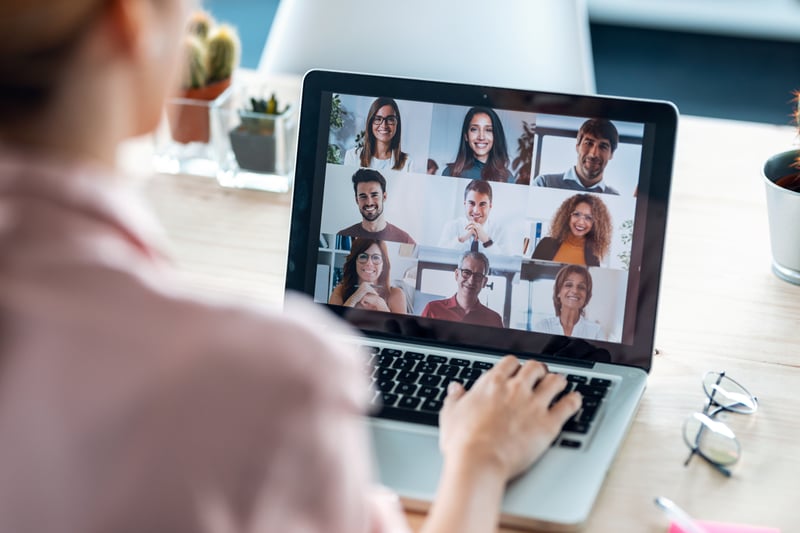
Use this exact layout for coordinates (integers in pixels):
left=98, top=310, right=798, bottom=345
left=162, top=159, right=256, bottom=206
left=285, top=70, right=678, bottom=531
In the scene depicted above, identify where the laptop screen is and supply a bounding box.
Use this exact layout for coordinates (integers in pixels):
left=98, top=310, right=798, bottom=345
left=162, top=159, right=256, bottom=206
left=286, top=71, right=677, bottom=371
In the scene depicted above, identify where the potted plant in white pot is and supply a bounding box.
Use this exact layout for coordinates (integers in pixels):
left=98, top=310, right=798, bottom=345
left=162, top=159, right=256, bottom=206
left=761, top=91, right=800, bottom=284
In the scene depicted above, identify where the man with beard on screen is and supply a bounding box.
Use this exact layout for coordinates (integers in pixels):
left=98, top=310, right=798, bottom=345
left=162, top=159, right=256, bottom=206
left=533, top=119, right=621, bottom=195
left=338, top=169, right=416, bottom=244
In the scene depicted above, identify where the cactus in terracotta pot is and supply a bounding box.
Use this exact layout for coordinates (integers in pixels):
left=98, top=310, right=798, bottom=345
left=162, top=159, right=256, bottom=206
left=170, top=11, right=240, bottom=144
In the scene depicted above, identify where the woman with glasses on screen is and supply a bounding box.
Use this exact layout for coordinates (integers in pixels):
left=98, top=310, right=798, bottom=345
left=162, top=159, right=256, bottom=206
left=531, top=193, right=612, bottom=266
left=443, top=106, right=513, bottom=182
left=344, top=97, right=414, bottom=171
left=0, top=1, right=581, bottom=531
left=329, top=238, right=407, bottom=313
left=534, top=265, right=605, bottom=340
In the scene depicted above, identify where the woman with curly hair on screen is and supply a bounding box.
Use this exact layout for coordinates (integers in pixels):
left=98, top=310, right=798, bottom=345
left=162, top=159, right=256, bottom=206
left=442, top=106, right=513, bottom=182
left=531, top=193, right=612, bottom=266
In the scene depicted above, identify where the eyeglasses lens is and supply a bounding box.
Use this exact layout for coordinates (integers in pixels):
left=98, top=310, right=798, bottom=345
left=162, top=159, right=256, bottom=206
left=357, top=253, right=383, bottom=264
left=683, top=412, right=741, bottom=466
left=702, top=372, right=758, bottom=414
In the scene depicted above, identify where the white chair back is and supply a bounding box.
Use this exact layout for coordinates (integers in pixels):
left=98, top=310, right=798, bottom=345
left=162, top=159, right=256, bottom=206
left=259, top=0, right=595, bottom=94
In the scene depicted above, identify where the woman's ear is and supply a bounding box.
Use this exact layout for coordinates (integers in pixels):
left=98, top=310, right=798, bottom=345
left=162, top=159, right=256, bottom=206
left=103, top=0, right=152, bottom=60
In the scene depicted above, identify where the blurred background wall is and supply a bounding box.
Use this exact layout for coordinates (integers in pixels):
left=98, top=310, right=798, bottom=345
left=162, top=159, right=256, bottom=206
left=206, top=0, right=800, bottom=124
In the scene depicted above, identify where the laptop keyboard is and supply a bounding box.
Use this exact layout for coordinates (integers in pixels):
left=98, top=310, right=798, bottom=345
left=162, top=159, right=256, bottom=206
left=365, top=346, right=611, bottom=449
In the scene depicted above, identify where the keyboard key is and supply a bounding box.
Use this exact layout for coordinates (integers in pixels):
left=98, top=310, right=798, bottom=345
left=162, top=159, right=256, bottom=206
left=381, top=393, right=399, bottom=406
left=391, top=358, right=415, bottom=370
left=381, top=348, right=402, bottom=357
left=436, top=365, right=459, bottom=378
left=398, top=396, right=421, bottom=409
left=419, top=374, right=442, bottom=387
left=566, top=374, right=588, bottom=384
left=450, top=358, right=470, bottom=367
left=417, top=385, right=441, bottom=398
left=459, top=367, right=482, bottom=380
left=376, top=354, right=396, bottom=367
left=376, top=379, right=395, bottom=392
left=560, top=439, right=582, bottom=449
left=404, top=351, right=425, bottom=360
left=376, top=367, right=397, bottom=380
left=395, top=383, right=418, bottom=396
left=579, top=405, right=599, bottom=422
left=415, top=361, right=439, bottom=374
left=421, top=398, right=443, bottom=412
left=397, top=371, right=419, bottom=384
left=427, top=355, right=447, bottom=364
left=574, top=384, right=608, bottom=399
left=563, top=420, right=590, bottom=434
left=590, top=377, right=612, bottom=388
left=473, top=361, right=494, bottom=370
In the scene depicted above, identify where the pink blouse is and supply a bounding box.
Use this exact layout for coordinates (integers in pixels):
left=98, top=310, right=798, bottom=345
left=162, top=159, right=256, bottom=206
left=0, top=144, right=410, bottom=533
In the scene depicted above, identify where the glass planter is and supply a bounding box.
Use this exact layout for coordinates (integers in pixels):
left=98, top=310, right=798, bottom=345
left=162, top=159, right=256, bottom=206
left=212, top=82, right=296, bottom=193
left=153, top=81, right=234, bottom=178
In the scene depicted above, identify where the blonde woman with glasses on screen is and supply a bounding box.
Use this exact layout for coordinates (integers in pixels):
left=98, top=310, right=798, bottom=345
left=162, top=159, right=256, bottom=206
left=0, top=1, right=581, bottom=532
left=344, top=97, right=414, bottom=172
left=329, top=239, right=407, bottom=313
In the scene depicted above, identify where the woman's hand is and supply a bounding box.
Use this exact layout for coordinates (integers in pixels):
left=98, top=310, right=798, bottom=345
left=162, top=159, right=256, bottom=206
left=438, top=355, right=582, bottom=481
left=356, top=291, right=391, bottom=312
left=343, top=284, right=390, bottom=312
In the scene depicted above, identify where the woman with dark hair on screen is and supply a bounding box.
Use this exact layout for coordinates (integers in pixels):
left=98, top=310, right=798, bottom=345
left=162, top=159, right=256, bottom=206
left=532, top=193, right=612, bottom=266
left=0, top=0, right=581, bottom=530
left=344, top=96, right=413, bottom=171
left=534, top=265, right=605, bottom=340
left=329, top=238, right=407, bottom=313
left=442, top=106, right=512, bottom=182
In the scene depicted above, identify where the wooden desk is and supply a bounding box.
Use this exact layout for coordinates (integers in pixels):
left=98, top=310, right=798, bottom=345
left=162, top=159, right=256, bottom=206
left=137, top=115, right=800, bottom=532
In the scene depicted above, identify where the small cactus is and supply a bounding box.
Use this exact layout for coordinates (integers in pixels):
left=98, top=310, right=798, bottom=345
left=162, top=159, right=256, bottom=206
left=179, top=11, right=240, bottom=90
left=182, top=36, right=208, bottom=90
left=187, top=10, right=214, bottom=40
left=206, top=25, right=240, bottom=84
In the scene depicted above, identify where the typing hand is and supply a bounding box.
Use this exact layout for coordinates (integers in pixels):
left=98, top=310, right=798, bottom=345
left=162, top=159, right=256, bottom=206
left=438, top=355, right=582, bottom=481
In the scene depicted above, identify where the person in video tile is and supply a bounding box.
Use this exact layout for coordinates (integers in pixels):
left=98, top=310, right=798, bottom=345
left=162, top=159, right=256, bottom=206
left=534, top=264, right=605, bottom=340
left=533, top=118, right=620, bottom=194
left=338, top=168, right=416, bottom=244
left=343, top=97, right=413, bottom=172
left=531, top=193, right=611, bottom=267
left=438, top=180, right=509, bottom=255
left=329, top=239, right=407, bottom=313
left=421, top=251, right=503, bottom=327
left=442, top=107, right=512, bottom=182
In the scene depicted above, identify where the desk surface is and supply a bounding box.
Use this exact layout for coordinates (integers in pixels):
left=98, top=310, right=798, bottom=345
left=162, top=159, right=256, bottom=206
left=137, top=115, right=800, bottom=532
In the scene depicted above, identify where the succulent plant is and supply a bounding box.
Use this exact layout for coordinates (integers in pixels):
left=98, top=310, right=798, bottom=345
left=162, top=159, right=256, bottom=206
left=180, top=11, right=240, bottom=90
left=238, top=94, right=285, bottom=135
